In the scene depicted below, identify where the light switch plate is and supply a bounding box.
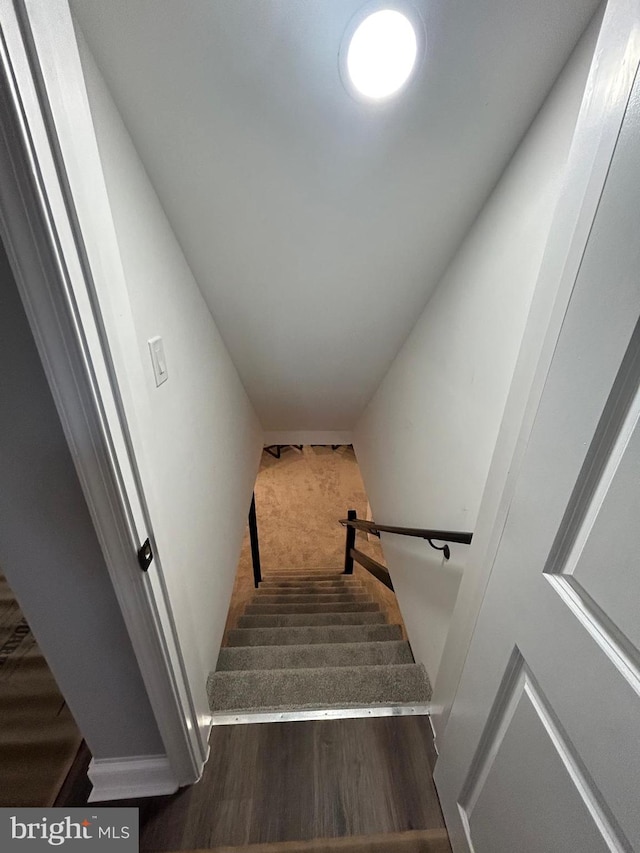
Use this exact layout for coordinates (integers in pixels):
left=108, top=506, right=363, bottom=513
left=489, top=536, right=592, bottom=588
left=148, top=336, right=168, bottom=387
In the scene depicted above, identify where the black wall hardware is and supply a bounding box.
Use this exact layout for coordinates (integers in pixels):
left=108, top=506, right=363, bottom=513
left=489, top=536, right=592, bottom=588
left=249, top=492, right=262, bottom=588
left=137, top=538, right=153, bottom=572
left=343, top=509, right=357, bottom=574
left=264, top=445, right=303, bottom=459
left=340, top=511, right=473, bottom=584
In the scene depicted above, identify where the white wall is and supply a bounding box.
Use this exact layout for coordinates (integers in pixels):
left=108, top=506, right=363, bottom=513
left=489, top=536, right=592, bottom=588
left=0, top=240, right=164, bottom=761
left=74, top=30, right=264, bottom=746
left=353, top=14, right=599, bottom=686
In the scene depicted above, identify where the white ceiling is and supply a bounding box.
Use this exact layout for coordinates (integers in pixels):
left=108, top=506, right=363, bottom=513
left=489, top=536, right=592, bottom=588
left=71, top=0, right=598, bottom=431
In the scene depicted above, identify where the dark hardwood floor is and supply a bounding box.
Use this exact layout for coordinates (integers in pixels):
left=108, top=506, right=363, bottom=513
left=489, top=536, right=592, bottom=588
left=130, top=714, right=446, bottom=851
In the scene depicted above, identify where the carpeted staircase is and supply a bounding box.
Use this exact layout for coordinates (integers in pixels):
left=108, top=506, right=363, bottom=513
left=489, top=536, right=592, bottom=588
left=207, top=570, right=431, bottom=717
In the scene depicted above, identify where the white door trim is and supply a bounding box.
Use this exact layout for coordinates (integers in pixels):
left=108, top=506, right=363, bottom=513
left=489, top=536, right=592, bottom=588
left=0, top=0, right=205, bottom=788
left=88, top=756, right=178, bottom=803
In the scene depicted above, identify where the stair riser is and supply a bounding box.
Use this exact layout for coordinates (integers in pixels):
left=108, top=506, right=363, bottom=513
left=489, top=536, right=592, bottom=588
left=226, top=624, right=403, bottom=646
left=258, top=590, right=365, bottom=596
left=253, top=594, right=371, bottom=605
left=237, top=612, right=387, bottom=628
left=263, top=567, right=341, bottom=572
left=216, top=641, right=414, bottom=671
left=263, top=574, right=347, bottom=581
left=245, top=602, right=379, bottom=614
left=258, top=582, right=364, bottom=591
left=262, top=580, right=348, bottom=584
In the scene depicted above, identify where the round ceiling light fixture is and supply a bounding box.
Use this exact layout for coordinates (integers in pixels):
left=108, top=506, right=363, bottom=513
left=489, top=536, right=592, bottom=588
left=341, top=5, right=423, bottom=102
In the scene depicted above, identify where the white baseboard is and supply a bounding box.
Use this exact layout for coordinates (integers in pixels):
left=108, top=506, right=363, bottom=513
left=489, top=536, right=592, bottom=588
left=195, top=730, right=212, bottom=784
left=263, top=431, right=353, bottom=446
left=88, top=754, right=179, bottom=801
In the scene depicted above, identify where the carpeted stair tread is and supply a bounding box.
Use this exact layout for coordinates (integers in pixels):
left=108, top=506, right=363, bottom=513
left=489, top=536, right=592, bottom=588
left=257, top=583, right=365, bottom=593
left=207, top=663, right=431, bottom=712
left=259, top=579, right=359, bottom=584
left=245, top=602, right=379, bottom=614
left=237, top=612, right=387, bottom=628
left=259, top=580, right=364, bottom=590
left=258, top=581, right=366, bottom=595
left=227, top=623, right=403, bottom=646
left=216, top=641, right=414, bottom=671
left=264, top=566, right=342, bottom=571
left=263, top=573, right=348, bottom=581
left=254, top=593, right=371, bottom=605
left=264, top=564, right=343, bottom=569
left=259, top=579, right=363, bottom=586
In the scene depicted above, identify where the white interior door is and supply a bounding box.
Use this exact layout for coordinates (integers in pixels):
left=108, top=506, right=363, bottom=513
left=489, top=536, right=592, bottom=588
left=434, top=3, right=640, bottom=851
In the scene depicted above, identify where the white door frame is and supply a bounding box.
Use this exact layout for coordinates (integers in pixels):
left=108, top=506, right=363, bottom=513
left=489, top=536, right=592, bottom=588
left=0, top=0, right=205, bottom=790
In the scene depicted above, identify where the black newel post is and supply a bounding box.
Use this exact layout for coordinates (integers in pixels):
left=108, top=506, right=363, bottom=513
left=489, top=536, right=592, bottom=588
left=343, top=509, right=356, bottom=574
left=248, top=492, right=262, bottom=588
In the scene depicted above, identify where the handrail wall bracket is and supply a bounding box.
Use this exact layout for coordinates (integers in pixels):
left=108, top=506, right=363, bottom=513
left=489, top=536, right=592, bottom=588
left=340, top=511, right=472, bottom=583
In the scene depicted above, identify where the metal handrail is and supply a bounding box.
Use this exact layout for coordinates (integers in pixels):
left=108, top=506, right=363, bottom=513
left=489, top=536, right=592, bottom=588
left=340, top=512, right=473, bottom=566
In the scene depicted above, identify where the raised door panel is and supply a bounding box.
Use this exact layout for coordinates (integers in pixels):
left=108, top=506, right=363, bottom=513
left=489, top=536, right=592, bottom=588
left=551, top=367, right=640, bottom=658
left=459, top=651, right=619, bottom=853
